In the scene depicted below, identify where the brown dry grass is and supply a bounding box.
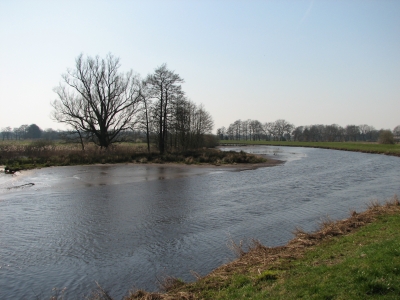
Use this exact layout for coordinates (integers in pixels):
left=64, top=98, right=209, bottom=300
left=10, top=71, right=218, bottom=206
left=1, top=141, right=274, bottom=171
left=125, top=195, right=400, bottom=300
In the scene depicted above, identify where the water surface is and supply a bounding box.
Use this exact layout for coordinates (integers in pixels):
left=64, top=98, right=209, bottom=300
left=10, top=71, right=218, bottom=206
left=0, top=146, right=399, bottom=299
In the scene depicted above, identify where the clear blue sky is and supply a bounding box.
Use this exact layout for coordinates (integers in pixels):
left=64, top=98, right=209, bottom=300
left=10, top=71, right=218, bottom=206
left=1, top=0, right=399, bottom=132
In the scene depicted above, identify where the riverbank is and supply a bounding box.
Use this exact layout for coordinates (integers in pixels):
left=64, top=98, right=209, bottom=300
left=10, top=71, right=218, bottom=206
left=124, top=196, right=400, bottom=300
left=220, top=140, right=400, bottom=157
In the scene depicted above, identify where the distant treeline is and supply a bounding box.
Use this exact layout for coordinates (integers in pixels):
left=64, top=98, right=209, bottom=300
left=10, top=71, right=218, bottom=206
left=0, top=124, right=131, bottom=141
left=0, top=124, right=58, bottom=141
left=217, top=119, right=400, bottom=143
left=0, top=124, right=218, bottom=149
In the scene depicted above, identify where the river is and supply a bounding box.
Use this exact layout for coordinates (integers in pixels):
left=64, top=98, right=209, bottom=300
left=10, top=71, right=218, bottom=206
left=0, top=146, right=399, bottom=299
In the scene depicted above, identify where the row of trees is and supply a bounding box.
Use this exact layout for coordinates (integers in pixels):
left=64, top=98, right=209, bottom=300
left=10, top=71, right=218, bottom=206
left=217, top=119, right=294, bottom=141
left=0, top=124, right=155, bottom=145
left=0, top=124, right=56, bottom=140
left=217, top=120, right=400, bottom=143
left=292, top=124, right=382, bottom=142
left=51, top=54, right=213, bottom=153
left=137, top=64, right=213, bottom=153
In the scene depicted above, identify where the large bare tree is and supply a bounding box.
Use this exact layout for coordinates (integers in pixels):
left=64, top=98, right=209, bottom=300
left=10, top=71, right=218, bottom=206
left=52, top=53, right=141, bottom=148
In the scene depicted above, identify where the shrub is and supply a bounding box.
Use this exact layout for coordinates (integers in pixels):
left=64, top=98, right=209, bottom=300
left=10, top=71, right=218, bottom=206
left=378, top=130, right=395, bottom=144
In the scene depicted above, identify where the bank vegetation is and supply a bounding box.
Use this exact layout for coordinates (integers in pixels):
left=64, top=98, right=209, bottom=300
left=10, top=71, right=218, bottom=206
left=0, top=140, right=268, bottom=172
left=120, top=196, right=400, bottom=300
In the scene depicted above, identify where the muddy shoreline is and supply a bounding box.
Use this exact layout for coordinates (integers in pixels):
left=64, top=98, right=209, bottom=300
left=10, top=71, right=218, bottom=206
left=126, top=154, right=284, bottom=170
left=0, top=154, right=285, bottom=176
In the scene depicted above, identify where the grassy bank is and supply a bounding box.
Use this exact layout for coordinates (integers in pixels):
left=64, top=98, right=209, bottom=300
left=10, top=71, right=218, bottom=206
left=0, top=140, right=267, bottom=171
left=126, top=197, right=400, bottom=300
left=220, top=140, right=400, bottom=157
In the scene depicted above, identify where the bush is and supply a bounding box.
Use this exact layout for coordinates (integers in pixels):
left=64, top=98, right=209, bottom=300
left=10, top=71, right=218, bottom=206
left=203, top=134, right=219, bottom=148
left=378, top=130, right=395, bottom=144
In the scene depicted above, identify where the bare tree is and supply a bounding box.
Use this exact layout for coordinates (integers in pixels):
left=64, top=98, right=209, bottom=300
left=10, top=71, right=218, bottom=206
left=325, top=124, right=343, bottom=142
left=248, top=120, right=263, bottom=141
left=241, top=120, right=249, bottom=140
left=1, top=127, right=12, bottom=140
left=167, top=98, right=214, bottom=150
left=358, top=124, right=369, bottom=141
left=137, top=79, right=153, bottom=152
left=226, top=124, right=235, bottom=140
left=191, top=104, right=214, bottom=147
left=292, top=126, right=304, bottom=141
left=283, top=121, right=295, bottom=141
left=52, top=53, right=141, bottom=149
left=19, top=124, right=29, bottom=139
left=345, top=125, right=360, bottom=142
left=144, top=64, right=184, bottom=154
left=170, top=96, right=191, bottom=149
left=13, top=127, right=22, bottom=140
left=264, top=122, right=276, bottom=140
left=217, top=126, right=226, bottom=140
left=307, top=125, right=321, bottom=142
left=232, top=120, right=242, bottom=140
left=393, top=125, right=400, bottom=143
left=393, top=125, right=400, bottom=136
left=273, top=119, right=294, bottom=141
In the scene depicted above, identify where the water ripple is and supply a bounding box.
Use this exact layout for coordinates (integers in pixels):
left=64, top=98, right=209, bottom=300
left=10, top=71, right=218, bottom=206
left=1, top=147, right=400, bottom=299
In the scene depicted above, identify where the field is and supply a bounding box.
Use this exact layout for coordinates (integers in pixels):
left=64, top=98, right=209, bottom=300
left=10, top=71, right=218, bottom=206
left=220, top=140, right=400, bottom=156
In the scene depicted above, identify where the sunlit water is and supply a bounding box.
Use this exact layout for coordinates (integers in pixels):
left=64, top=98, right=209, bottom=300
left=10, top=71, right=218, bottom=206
left=0, top=146, right=399, bottom=299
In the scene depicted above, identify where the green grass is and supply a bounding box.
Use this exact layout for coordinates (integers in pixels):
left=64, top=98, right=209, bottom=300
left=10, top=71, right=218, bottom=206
left=127, top=201, right=400, bottom=300
left=263, top=215, right=400, bottom=299
left=219, top=140, right=400, bottom=156
left=188, top=211, right=400, bottom=299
